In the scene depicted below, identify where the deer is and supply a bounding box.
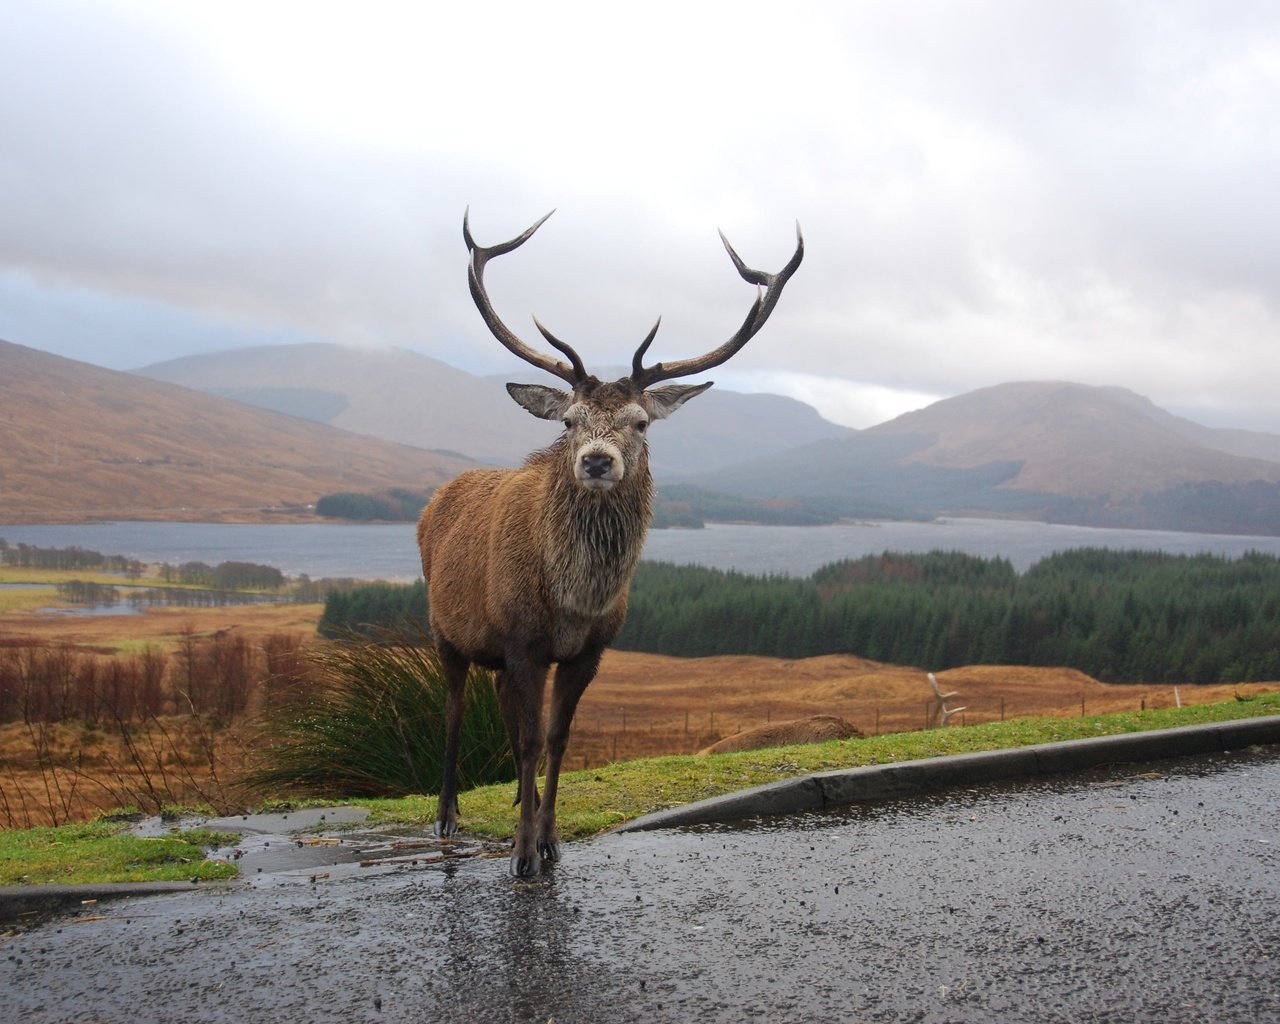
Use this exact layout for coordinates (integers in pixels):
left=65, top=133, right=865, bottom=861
left=417, top=209, right=803, bottom=876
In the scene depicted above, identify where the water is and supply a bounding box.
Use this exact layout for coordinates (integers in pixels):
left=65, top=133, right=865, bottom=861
left=3, top=517, right=1280, bottom=580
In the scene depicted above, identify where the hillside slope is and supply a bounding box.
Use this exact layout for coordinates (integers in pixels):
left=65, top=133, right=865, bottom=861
left=0, top=339, right=477, bottom=523
left=138, top=343, right=549, bottom=465
left=694, top=381, right=1280, bottom=534
left=135, top=342, right=852, bottom=474
left=867, top=381, right=1280, bottom=498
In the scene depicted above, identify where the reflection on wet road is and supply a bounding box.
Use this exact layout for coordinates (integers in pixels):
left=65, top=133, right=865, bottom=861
left=4, top=747, right=1278, bottom=1023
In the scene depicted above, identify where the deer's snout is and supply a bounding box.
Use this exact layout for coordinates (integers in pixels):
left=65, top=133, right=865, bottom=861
left=576, top=445, right=623, bottom=490
left=582, top=454, right=613, bottom=479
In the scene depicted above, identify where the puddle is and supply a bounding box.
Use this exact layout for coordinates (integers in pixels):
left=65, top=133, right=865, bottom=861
left=130, top=805, right=508, bottom=882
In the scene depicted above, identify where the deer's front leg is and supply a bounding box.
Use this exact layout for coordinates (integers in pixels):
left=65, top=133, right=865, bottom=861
left=536, top=644, right=603, bottom=862
left=503, top=655, right=549, bottom=877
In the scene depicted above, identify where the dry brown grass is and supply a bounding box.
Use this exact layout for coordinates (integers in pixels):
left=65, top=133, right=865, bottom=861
left=697, top=715, right=863, bottom=755
left=541, top=650, right=1276, bottom=769
left=0, top=603, right=318, bottom=827
left=0, top=717, right=258, bottom=829
left=1, top=601, right=1274, bottom=826
left=0, top=602, right=324, bottom=656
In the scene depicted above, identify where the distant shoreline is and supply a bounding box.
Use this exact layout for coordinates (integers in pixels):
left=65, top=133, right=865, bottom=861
left=7, top=518, right=1280, bottom=581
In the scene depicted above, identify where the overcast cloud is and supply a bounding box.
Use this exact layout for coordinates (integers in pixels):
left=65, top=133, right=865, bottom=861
left=1, top=0, right=1278, bottom=431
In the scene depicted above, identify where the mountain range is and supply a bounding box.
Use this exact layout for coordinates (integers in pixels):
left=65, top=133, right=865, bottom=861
left=136, top=343, right=851, bottom=475
left=5, top=337, right=1280, bottom=535
left=693, top=381, right=1280, bottom=534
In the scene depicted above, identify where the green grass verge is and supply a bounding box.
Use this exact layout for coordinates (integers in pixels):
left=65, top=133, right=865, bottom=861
left=0, top=822, right=240, bottom=886
left=362, top=691, right=1280, bottom=840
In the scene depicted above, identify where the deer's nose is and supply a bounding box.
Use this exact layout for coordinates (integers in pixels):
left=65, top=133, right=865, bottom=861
left=582, top=454, right=614, bottom=479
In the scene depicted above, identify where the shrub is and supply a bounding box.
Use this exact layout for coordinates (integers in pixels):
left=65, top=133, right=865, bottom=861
left=247, top=627, right=514, bottom=799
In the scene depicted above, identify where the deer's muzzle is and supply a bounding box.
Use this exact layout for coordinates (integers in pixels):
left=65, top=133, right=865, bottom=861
left=575, top=443, right=623, bottom=490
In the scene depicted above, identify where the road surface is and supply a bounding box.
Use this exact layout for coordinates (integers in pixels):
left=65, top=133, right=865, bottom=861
left=3, top=746, right=1278, bottom=1023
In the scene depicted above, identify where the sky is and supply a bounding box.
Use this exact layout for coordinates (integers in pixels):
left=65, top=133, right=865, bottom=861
left=1, top=0, right=1279, bottom=432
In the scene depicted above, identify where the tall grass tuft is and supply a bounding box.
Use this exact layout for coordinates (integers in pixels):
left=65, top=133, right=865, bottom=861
left=247, top=628, right=514, bottom=799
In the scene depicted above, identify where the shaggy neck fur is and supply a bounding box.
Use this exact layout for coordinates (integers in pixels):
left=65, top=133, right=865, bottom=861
left=534, top=436, right=653, bottom=618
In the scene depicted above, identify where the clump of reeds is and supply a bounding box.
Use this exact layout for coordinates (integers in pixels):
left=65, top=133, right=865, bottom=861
left=247, top=627, right=514, bottom=800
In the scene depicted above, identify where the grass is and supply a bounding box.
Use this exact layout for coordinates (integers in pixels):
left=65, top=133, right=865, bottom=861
left=0, top=585, right=59, bottom=613
left=0, top=820, right=240, bottom=885
left=1, top=690, right=1276, bottom=885
left=0, top=568, right=140, bottom=587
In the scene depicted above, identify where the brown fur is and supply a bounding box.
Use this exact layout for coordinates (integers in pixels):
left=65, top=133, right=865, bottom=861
left=696, top=715, right=865, bottom=755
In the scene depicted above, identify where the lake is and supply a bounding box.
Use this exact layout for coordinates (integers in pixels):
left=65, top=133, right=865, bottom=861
left=4, top=518, right=1280, bottom=581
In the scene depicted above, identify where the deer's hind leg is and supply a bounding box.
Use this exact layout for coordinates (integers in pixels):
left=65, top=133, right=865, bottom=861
left=433, top=640, right=470, bottom=838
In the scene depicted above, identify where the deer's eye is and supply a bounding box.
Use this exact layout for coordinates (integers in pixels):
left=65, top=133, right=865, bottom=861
left=563, top=418, right=574, bottom=430
left=635, top=420, right=649, bottom=433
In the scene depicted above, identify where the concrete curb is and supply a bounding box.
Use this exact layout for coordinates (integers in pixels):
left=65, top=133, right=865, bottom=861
left=615, top=713, right=1280, bottom=833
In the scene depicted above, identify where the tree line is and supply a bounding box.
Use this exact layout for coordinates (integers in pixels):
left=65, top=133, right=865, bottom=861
left=319, top=548, right=1280, bottom=684
left=157, top=560, right=285, bottom=590
left=0, top=539, right=143, bottom=576
left=315, top=488, right=434, bottom=522
left=319, top=581, right=428, bottom=638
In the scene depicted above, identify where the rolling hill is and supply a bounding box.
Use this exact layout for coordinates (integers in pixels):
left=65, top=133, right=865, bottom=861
left=692, top=381, right=1280, bottom=535
left=0, top=339, right=478, bottom=523
left=134, top=342, right=853, bottom=475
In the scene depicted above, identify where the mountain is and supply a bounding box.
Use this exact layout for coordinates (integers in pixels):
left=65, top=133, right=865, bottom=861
left=137, top=343, right=550, bottom=466
left=691, top=381, right=1280, bottom=535
left=0, top=339, right=478, bottom=523
left=135, top=343, right=852, bottom=475
left=865, top=382, right=1280, bottom=498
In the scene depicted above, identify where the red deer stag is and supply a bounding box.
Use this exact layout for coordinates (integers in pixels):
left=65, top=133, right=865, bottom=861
left=418, top=209, right=803, bottom=875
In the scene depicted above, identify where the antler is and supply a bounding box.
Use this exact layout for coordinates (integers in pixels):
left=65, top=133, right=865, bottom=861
left=630, top=223, right=804, bottom=388
left=464, top=208, right=588, bottom=386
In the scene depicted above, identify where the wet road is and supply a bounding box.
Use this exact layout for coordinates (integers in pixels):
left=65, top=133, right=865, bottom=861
left=4, top=746, right=1278, bottom=1023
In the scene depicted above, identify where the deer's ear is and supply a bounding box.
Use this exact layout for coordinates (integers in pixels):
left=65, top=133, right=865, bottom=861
left=506, top=383, right=574, bottom=421
left=646, top=382, right=713, bottom=420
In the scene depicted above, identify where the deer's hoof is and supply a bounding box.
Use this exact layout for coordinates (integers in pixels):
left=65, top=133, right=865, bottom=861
left=510, top=852, right=542, bottom=878
left=537, top=836, right=561, bottom=862
left=433, top=817, right=458, bottom=839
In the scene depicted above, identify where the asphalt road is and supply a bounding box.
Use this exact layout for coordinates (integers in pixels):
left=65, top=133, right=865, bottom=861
left=3, top=745, right=1278, bottom=1024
